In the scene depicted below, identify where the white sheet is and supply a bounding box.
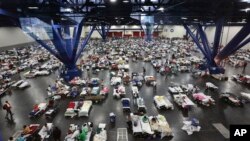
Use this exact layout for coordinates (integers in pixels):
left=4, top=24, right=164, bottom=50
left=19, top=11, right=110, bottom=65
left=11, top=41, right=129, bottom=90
left=206, top=82, right=218, bottom=89
left=111, top=77, right=122, bottom=85
left=182, top=121, right=201, bottom=135
left=154, top=96, right=174, bottom=110
left=241, top=92, right=250, bottom=100
left=174, top=94, right=195, bottom=108
left=18, top=81, right=30, bottom=89
left=79, top=101, right=92, bottom=117
left=38, top=123, right=53, bottom=140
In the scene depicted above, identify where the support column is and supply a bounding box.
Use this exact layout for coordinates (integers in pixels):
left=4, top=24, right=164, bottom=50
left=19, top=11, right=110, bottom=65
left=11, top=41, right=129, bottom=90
left=212, top=18, right=224, bottom=58
left=183, top=24, right=210, bottom=60
left=215, top=23, right=250, bottom=64
left=145, top=22, right=154, bottom=41
left=21, top=17, right=95, bottom=81
left=96, top=24, right=110, bottom=42
left=184, top=24, right=225, bottom=74
left=141, top=15, right=154, bottom=42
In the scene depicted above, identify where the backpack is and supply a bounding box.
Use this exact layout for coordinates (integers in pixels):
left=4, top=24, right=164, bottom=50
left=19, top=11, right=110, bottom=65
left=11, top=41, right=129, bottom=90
left=2, top=104, right=7, bottom=110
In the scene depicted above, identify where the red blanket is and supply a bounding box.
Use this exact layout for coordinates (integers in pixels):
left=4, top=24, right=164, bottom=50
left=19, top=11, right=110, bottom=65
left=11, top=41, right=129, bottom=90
left=68, top=102, right=75, bottom=109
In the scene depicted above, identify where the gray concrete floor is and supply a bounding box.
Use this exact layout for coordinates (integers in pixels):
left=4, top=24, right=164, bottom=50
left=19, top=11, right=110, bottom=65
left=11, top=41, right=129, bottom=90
left=0, top=58, right=250, bottom=141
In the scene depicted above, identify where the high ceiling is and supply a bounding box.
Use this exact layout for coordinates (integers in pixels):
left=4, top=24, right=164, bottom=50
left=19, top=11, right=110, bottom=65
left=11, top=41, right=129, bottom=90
left=0, top=0, right=250, bottom=27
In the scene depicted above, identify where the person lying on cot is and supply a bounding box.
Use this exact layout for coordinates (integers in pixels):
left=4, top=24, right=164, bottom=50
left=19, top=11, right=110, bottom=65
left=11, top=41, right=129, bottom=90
left=22, top=125, right=32, bottom=135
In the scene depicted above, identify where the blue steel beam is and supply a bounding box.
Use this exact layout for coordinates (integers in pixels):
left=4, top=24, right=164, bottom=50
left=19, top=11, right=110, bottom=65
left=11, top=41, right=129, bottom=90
left=95, top=25, right=109, bottom=41
left=215, top=23, right=250, bottom=62
left=64, top=26, right=73, bottom=58
left=51, top=25, right=71, bottom=64
left=230, top=37, right=250, bottom=55
left=106, top=25, right=111, bottom=33
left=74, top=25, right=96, bottom=63
left=28, top=32, right=63, bottom=62
left=0, top=9, right=17, bottom=18
left=212, top=18, right=224, bottom=58
left=72, top=18, right=85, bottom=62
left=105, top=25, right=111, bottom=37
left=95, top=26, right=103, bottom=38
left=183, top=24, right=210, bottom=61
left=186, top=28, right=196, bottom=40
left=197, top=24, right=212, bottom=59
left=101, top=24, right=107, bottom=41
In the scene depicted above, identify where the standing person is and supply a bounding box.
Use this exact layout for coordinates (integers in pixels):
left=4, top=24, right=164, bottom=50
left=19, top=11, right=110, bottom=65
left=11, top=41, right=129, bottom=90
left=101, top=79, right=104, bottom=89
left=172, top=54, right=175, bottom=60
left=52, top=126, right=61, bottom=141
left=153, top=81, right=157, bottom=92
left=3, top=101, right=13, bottom=119
left=243, top=61, right=247, bottom=73
left=143, top=67, right=146, bottom=75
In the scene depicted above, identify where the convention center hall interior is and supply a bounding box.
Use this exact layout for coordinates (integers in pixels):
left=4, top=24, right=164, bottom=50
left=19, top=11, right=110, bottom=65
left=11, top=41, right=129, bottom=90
left=1, top=0, right=250, bottom=141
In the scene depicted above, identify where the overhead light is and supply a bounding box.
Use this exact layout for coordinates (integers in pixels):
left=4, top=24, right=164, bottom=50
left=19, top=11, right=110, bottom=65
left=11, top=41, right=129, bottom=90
left=121, top=17, right=124, bottom=19
left=97, top=5, right=106, bottom=8
left=123, top=0, right=129, bottom=3
left=110, top=0, right=116, bottom=3
left=240, top=8, right=250, bottom=12
left=181, top=17, right=187, bottom=20
left=241, top=0, right=250, bottom=3
left=28, top=7, right=39, bottom=9
left=64, top=8, right=73, bottom=12
left=158, top=7, right=164, bottom=11
left=194, top=19, right=198, bottom=21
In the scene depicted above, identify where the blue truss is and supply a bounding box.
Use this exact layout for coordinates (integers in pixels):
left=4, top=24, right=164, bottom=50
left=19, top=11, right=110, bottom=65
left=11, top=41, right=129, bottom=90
left=96, top=24, right=111, bottom=41
left=215, top=23, right=250, bottom=62
left=212, top=18, right=224, bottom=58
left=184, top=23, right=223, bottom=74
left=0, top=8, right=17, bottom=18
left=185, top=18, right=250, bottom=74
left=184, top=24, right=210, bottom=62
left=24, top=17, right=95, bottom=81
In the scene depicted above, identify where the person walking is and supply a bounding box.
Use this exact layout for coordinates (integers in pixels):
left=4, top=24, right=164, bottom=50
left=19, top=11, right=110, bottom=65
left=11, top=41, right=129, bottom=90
left=52, top=126, right=61, bottom=141
left=153, top=81, right=157, bottom=92
left=143, top=67, right=146, bottom=75
left=3, top=101, right=13, bottom=119
left=243, top=61, right=247, bottom=73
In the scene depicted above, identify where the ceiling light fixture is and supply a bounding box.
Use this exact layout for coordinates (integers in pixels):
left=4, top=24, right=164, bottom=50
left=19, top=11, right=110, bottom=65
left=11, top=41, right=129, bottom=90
left=240, top=8, right=250, bottom=12
left=28, top=7, right=39, bottom=9
left=241, top=0, right=250, bottom=3
left=181, top=17, right=187, bottom=20
left=194, top=19, right=198, bottom=21
left=110, top=0, right=117, bottom=3
left=63, top=8, right=73, bottom=12
left=158, top=7, right=164, bottom=11
left=97, top=5, right=106, bottom=8
left=123, top=0, right=129, bottom=3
